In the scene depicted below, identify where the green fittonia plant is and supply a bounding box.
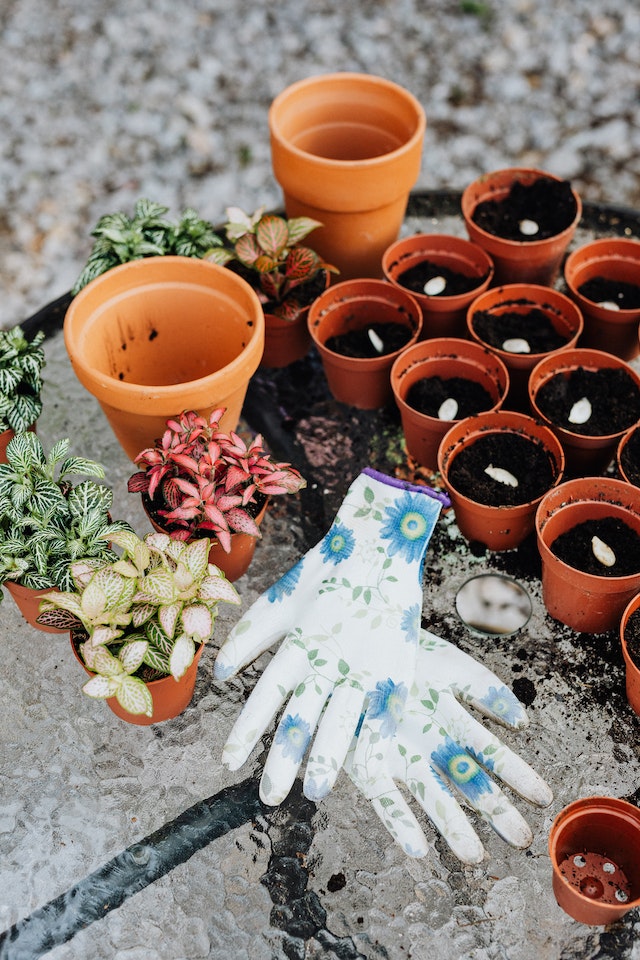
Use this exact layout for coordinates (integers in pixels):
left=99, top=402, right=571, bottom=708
left=72, top=198, right=223, bottom=294
left=0, top=324, right=46, bottom=434
left=39, top=530, right=240, bottom=718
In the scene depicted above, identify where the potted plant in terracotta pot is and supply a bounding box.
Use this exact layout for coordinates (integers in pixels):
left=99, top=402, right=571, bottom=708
left=307, top=277, right=422, bottom=409
left=0, top=324, right=46, bottom=461
left=0, top=432, right=131, bottom=632
left=127, top=407, right=306, bottom=582
left=563, top=237, right=640, bottom=361
left=38, top=530, right=240, bottom=723
left=390, top=337, right=510, bottom=470
left=206, top=206, right=338, bottom=368
left=620, top=592, right=640, bottom=717
left=461, top=168, right=581, bottom=286
left=616, top=422, right=640, bottom=488
left=381, top=232, right=494, bottom=339
left=437, top=409, right=565, bottom=552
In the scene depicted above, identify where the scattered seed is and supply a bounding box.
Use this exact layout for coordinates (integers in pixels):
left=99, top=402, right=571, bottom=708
left=591, top=535, right=616, bottom=567
left=423, top=275, right=447, bottom=296
left=484, top=464, right=519, bottom=487
left=597, top=300, right=620, bottom=311
left=519, top=218, right=539, bottom=236
left=367, top=328, right=384, bottom=354
left=568, top=396, right=592, bottom=425
left=502, top=337, right=531, bottom=354
left=438, top=397, right=459, bottom=421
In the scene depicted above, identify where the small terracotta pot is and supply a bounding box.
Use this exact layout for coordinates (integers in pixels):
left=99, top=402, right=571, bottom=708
left=535, top=476, right=640, bottom=633
left=616, top=423, right=640, bottom=488
left=0, top=422, right=37, bottom=464
left=467, top=283, right=583, bottom=411
left=390, top=338, right=509, bottom=470
left=64, top=257, right=265, bottom=461
left=260, top=271, right=331, bottom=369
left=564, top=238, right=640, bottom=361
left=549, top=796, right=640, bottom=925
left=528, top=348, right=640, bottom=478
left=308, top=278, right=422, bottom=409
left=269, top=72, right=426, bottom=280
left=4, top=580, right=65, bottom=634
left=381, top=233, right=494, bottom=339
left=461, top=168, right=582, bottom=286
left=620, top=592, right=640, bottom=716
left=438, top=410, right=565, bottom=551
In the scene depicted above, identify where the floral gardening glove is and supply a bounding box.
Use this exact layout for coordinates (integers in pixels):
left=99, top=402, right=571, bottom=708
left=214, top=468, right=445, bottom=805
left=346, top=628, right=553, bottom=862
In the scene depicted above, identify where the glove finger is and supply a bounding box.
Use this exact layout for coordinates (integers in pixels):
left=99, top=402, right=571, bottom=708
left=303, top=683, right=366, bottom=800
left=405, top=763, right=485, bottom=865
left=367, top=777, right=431, bottom=859
left=347, top=676, right=412, bottom=790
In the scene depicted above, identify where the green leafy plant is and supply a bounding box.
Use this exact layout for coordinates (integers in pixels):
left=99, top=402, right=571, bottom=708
left=206, top=206, right=338, bottom=322
left=39, top=530, right=240, bottom=717
left=72, top=198, right=223, bottom=294
left=0, top=324, right=46, bottom=433
left=127, top=407, right=306, bottom=552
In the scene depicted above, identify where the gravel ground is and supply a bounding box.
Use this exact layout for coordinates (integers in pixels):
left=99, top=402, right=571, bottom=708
left=1, top=0, right=640, bottom=327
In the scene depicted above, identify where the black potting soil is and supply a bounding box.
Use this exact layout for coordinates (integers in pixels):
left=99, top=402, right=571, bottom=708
left=472, top=177, right=577, bottom=241
left=620, top=428, right=640, bottom=486
left=405, top=375, right=495, bottom=419
left=549, top=516, right=640, bottom=577
left=471, top=305, right=568, bottom=353
left=578, top=275, right=640, bottom=310
left=624, top=608, right=640, bottom=669
left=325, top=322, right=412, bottom=358
left=397, top=259, right=489, bottom=296
left=446, top=431, right=556, bottom=506
left=534, top=366, right=640, bottom=436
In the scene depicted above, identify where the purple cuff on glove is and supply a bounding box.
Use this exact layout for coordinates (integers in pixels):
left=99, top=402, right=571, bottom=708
left=362, top=467, right=451, bottom=506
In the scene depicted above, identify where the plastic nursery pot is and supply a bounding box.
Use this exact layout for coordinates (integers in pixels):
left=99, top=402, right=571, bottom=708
left=549, top=797, right=640, bottom=925
left=620, top=592, right=640, bottom=716
left=564, top=238, right=640, bottom=361
left=390, top=338, right=509, bottom=470
left=617, top=422, right=640, bottom=488
left=269, top=72, right=426, bottom=280
left=308, top=278, right=422, bottom=409
left=535, top=476, right=640, bottom=633
left=467, top=283, right=584, bottom=411
left=528, top=347, right=640, bottom=478
left=437, top=410, right=565, bottom=552
left=4, top=581, right=65, bottom=634
left=381, top=233, right=494, bottom=339
left=64, top=257, right=265, bottom=461
left=461, top=167, right=582, bottom=286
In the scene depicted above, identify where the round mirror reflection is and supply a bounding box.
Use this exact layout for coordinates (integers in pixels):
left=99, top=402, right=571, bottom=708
left=455, top=573, right=532, bottom=637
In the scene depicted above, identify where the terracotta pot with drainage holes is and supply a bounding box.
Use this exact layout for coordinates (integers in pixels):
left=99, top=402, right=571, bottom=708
left=549, top=797, right=640, bottom=925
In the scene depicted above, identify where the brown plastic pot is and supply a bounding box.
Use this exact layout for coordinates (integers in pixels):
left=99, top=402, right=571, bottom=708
left=381, top=233, right=494, bottom=339
left=620, top=592, right=640, bottom=716
left=535, top=476, right=640, bottom=633
left=390, top=338, right=509, bottom=470
left=564, top=238, right=640, bottom=361
left=467, top=283, right=583, bottom=411
left=64, top=257, right=265, bottom=461
left=549, top=796, right=640, bottom=925
left=461, top=168, right=582, bottom=286
left=528, top=348, right=640, bottom=478
left=269, top=72, right=426, bottom=280
left=616, top=423, right=640, bottom=488
left=438, top=410, right=565, bottom=552
left=4, top=580, right=65, bottom=633
left=308, top=278, right=422, bottom=409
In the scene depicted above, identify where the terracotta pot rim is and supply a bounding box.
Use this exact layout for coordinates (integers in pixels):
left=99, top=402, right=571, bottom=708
left=382, top=232, right=495, bottom=300
left=617, top=423, right=640, bottom=486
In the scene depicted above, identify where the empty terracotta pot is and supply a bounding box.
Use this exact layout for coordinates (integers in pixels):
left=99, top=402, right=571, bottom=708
left=619, top=592, right=640, bottom=717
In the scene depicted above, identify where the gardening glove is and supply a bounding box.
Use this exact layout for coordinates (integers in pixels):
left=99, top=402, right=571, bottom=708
left=345, top=627, right=553, bottom=862
left=214, top=467, right=446, bottom=805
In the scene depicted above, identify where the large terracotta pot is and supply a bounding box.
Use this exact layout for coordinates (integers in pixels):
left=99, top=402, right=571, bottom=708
left=269, top=72, right=426, bottom=280
left=382, top=233, right=494, bottom=339
left=461, top=167, right=582, bottom=286
left=64, top=257, right=265, bottom=461
left=564, top=238, right=640, bottom=361
left=549, top=797, right=640, bottom=925
left=390, top=338, right=509, bottom=470
left=535, top=476, right=640, bottom=633
left=4, top=580, right=65, bottom=634
left=438, top=410, right=565, bottom=552
left=308, top=278, right=422, bottom=409
left=619, top=592, right=640, bottom=717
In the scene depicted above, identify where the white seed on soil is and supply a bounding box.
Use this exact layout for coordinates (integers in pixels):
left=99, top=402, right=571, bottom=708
left=568, top=396, right=592, bottom=424
left=519, top=218, right=539, bottom=236
left=367, top=328, right=384, bottom=354
left=438, top=397, right=459, bottom=421
left=502, top=337, right=531, bottom=354
left=597, top=300, right=620, bottom=311
left=484, top=464, right=519, bottom=487
left=423, top=275, right=447, bottom=296
left=591, top=535, right=616, bottom=567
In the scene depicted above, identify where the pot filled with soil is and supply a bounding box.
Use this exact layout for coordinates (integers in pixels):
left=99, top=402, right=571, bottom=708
left=437, top=409, right=564, bottom=552
left=620, top=592, right=640, bottom=716
left=563, top=238, right=640, bottom=361
left=381, top=233, right=494, bottom=339
left=617, top=423, right=640, bottom=488
left=535, top=476, right=640, bottom=633
left=467, top=283, right=583, bottom=410
left=390, top=338, right=509, bottom=469
left=528, top=348, right=640, bottom=478
left=461, top=168, right=581, bottom=286
left=307, top=278, right=422, bottom=408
